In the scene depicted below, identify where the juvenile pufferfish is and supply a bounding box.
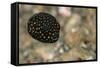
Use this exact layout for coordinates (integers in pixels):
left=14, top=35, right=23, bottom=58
left=27, top=12, right=60, bottom=43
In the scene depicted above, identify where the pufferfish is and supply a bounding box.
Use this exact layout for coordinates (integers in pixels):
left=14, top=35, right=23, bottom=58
left=27, top=12, right=60, bottom=43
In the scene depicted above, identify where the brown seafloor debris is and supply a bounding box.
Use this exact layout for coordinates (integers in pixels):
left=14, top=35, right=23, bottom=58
left=19, top=6, right=96, bottom=63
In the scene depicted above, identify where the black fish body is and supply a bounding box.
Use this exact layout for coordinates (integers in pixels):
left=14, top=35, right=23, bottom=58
left=28, top=12, right=60, bottom=43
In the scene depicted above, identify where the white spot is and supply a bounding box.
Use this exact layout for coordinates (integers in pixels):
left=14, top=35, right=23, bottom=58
left=43, top=36, right=46, bottom=39
left=52, top=33, right=54, bottom=35
left=81, top=42, right=87, bottom=48
left=48, top=36, right=50, bottom=39
left=48, top=53, right=54, bottom=60
left=71, top=28, right=78, bottom=33
left=32, top=31, right=34, bottom=33
left=86, top=56, right=93, bottom=60
left=31, top=24, right=33, bottom=26
left=34, top=22, right=36, bottom=24
left=59, top=48, right=64, bottom=53
left=39, top=31, right=41, bottom=33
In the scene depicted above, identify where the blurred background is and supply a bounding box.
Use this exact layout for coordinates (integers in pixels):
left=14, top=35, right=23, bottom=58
left=19, top=4, right=96, bottom=64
